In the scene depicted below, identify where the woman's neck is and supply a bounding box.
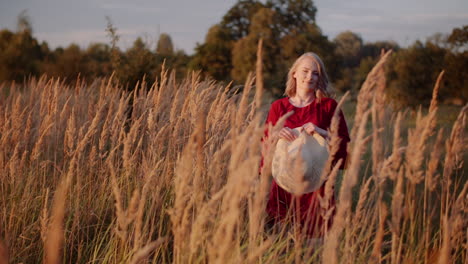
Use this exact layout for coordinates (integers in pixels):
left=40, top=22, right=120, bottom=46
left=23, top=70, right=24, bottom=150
left=290, top=90, right=315, bottom=107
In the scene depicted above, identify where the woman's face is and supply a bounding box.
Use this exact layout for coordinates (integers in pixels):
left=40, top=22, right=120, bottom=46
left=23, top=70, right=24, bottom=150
left=293, top=57, right=320, bottom=94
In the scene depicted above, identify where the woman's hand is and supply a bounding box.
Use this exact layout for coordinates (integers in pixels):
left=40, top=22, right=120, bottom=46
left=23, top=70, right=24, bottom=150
left=303, top=122, right=329, bottom=139
left=303, top=122, right=318, bottom=135
left=279, top=127, right=298, bottom=142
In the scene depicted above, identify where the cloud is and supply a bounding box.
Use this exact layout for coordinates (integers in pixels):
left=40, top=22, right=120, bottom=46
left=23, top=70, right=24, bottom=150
left=400, top=13, right=468, bottom=24
left=318, top=6, right=467, bottom=45
left=326, top=14, right=383, bottom=23
left=99, top=2, right=166, bottom=14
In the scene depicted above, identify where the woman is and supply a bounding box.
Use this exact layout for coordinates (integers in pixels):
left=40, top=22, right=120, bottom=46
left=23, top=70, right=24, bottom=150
left=265, top=52, right=350, bottom=238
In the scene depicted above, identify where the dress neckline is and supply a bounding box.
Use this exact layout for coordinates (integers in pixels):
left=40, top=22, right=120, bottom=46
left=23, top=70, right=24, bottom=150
left=287, top=97, right=316, bottom=108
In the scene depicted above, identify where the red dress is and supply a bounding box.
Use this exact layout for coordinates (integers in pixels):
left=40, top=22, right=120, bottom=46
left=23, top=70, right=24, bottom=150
left=265, top=97, right=350, bottom=237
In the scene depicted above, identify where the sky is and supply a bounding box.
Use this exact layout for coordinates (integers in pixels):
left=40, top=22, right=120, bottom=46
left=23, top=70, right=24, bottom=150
left=0, top=0, right=467, bottom=54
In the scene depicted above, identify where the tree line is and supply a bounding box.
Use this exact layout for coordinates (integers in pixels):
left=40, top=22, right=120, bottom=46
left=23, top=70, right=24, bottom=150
left=0, top=14, right=191, bottom=91
left=1, top=2, right=466, bottom=107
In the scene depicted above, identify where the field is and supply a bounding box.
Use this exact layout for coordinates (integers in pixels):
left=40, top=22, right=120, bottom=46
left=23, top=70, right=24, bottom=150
left=0, top=52, right=466, bottom=263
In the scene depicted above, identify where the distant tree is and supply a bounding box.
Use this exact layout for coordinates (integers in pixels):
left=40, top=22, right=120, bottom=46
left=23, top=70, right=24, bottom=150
left=221, top=0, right=265, bottom=40
left=0, top=12, right=43, bottom=82
left=362, top=41, right=400, bottom=58
left=266, top=0, right=317, bottom=34
left=153, top=47, right=190, bottom=81
left=447, top=25, right=468, bottom=51
left=49, top=44, right=87, bottom=81
left=156, top=33, right=174, bottom=55
left=443, top=50, right=468, bottom=103
left=85, top=43, right=112, bottom=78
left=231, top=8, right=280, bottom=84
left=334, top=31, right=363, bottom=68
left=278, top=23, right=338, bottom=95
left=0, top=29, right=15, bottom=81
left=189, top=25, right=233, bottom=81
left=122, top=37, right=155, bottom=89
left=354, top=56, right=378, bottom=90
left=331, top=31, right=364, bottom=93
left=336, top=41, right=401, bottom=93
left=215, top=1, right=267, bottom=82
left=387, top=41, right=446, bottom=107
left=231, top=38, right=254, bottom=84
left=280, top=23, right=337, bottom=77
left=169, top=49, right=191, bottom=79
left=194, top=0, right=264, bottom=81
left=17, top=10, right=32, bottom=34
left=192, top=0, right=332, bottom=96
left=105, top=16, right=121, bottom=77
left=426, top=33, right=450, bottom=50
left=221, top=0, right=319, bottom=41
left=333, top=32, right=400, bottom=94
left=441, top=27, right=468, bottom=103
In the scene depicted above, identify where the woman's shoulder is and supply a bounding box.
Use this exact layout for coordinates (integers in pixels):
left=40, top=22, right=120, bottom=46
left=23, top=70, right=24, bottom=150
left=270, top=97, right=290, bottom=109
left=319, top=97, right=339, bottom=113
left=321, top=97, right=338, bottom=107
left=320, top=97, right=337, bottom=105
left=266, top=97, right=290, bottom=122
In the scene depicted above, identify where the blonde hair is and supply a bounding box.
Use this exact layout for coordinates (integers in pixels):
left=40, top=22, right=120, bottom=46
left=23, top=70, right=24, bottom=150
left=284, top=52, right=330, bottom=100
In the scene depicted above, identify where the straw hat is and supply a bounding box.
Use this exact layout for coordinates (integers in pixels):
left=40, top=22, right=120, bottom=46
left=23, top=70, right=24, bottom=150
left=271, top=127, right=329, bottom=195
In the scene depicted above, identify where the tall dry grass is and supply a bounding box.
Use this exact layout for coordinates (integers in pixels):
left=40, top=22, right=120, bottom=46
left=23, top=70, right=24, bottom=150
left=0, top=47, right=466, bottom=263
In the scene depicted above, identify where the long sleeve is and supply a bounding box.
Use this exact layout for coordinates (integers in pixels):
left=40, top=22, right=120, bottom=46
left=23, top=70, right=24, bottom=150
left=261, top=102, right=280, bottom=171
left=328, top=101, right=350, bottom=170
left=263, top=101, right=282, bottom=138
